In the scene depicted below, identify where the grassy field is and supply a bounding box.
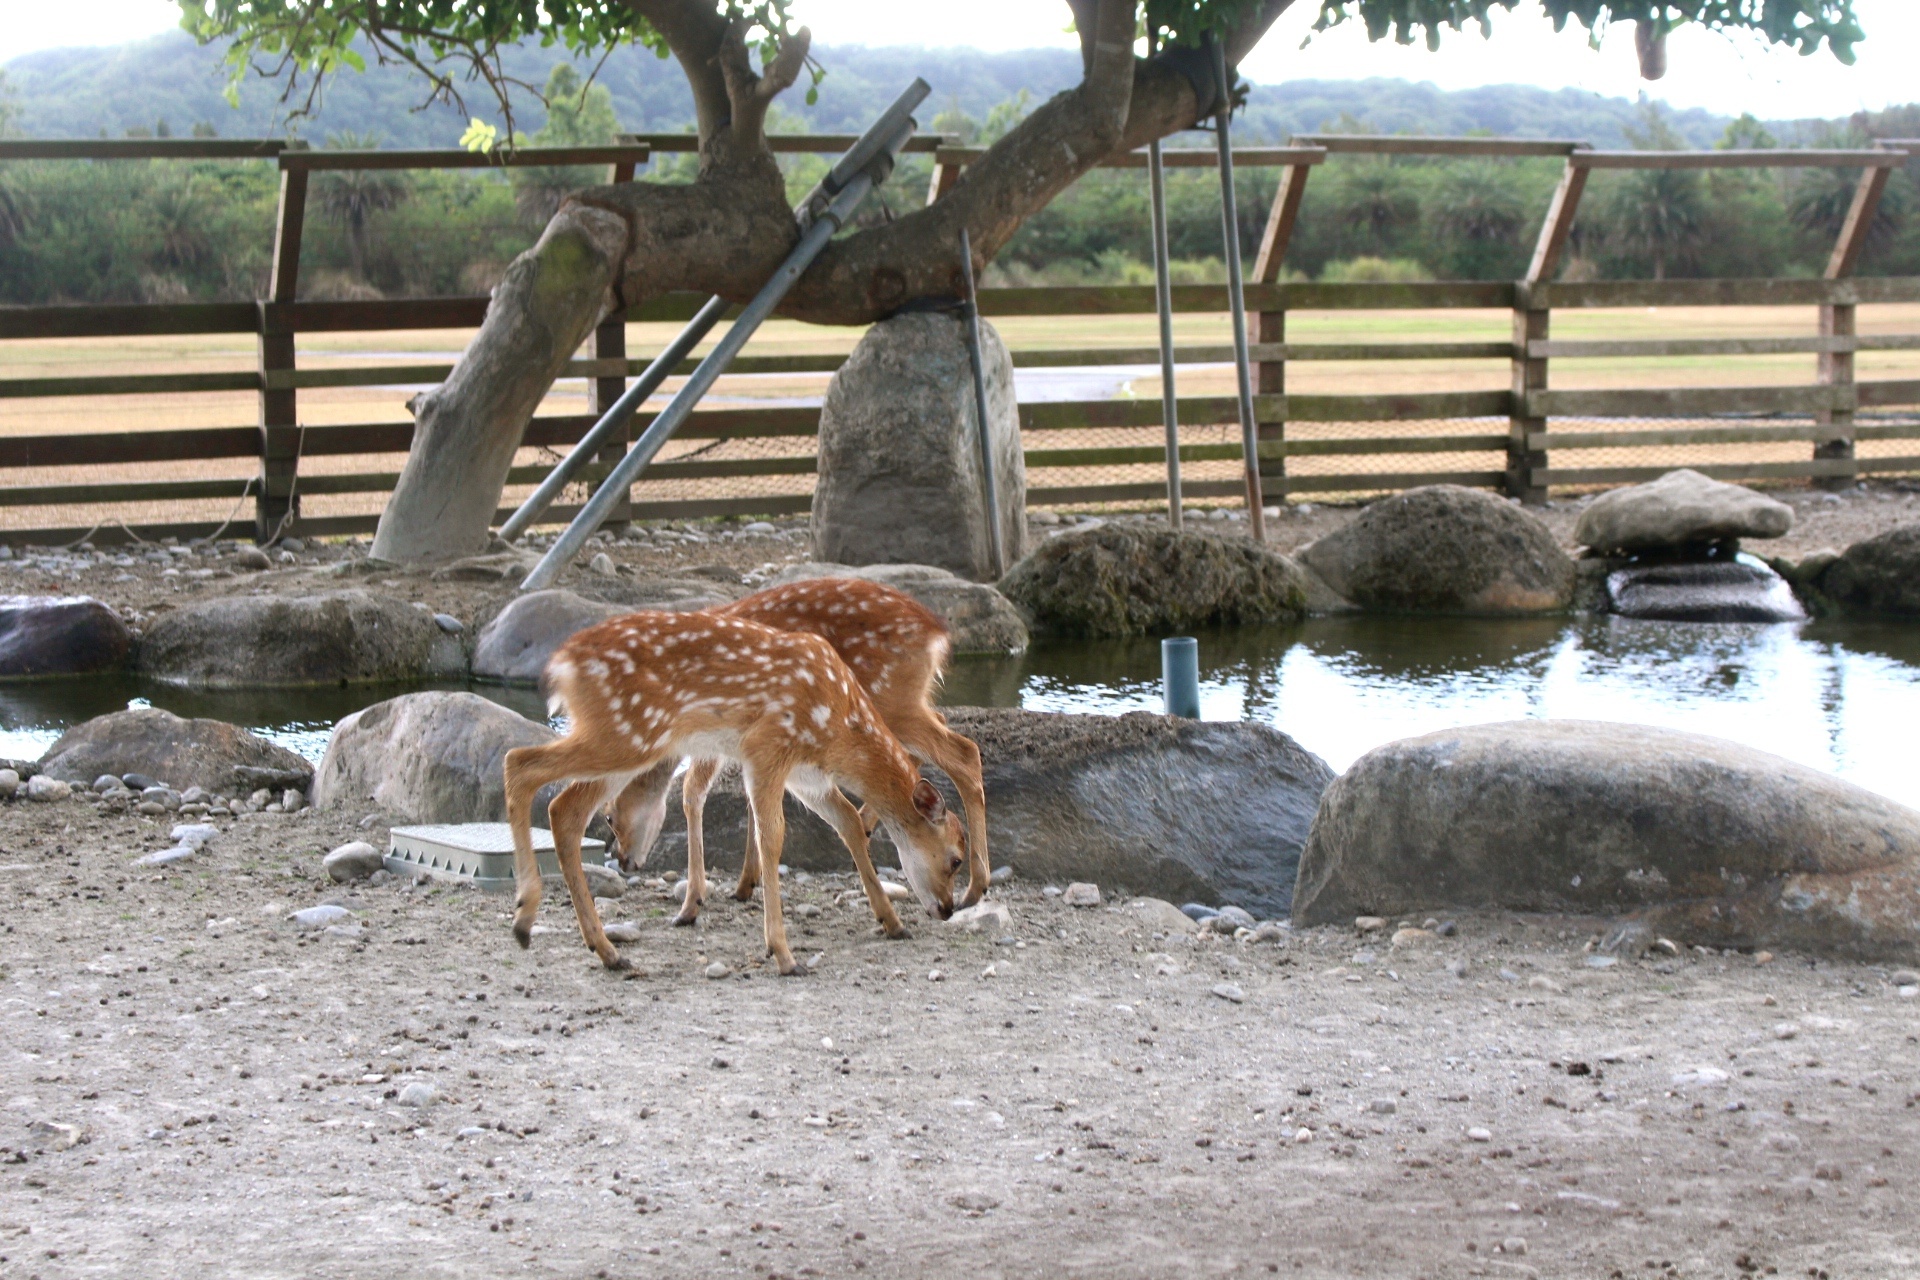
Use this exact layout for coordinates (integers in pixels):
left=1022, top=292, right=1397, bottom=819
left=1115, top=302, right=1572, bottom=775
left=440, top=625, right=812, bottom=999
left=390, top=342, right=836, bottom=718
left=1, top=303, right=1917, bottom=536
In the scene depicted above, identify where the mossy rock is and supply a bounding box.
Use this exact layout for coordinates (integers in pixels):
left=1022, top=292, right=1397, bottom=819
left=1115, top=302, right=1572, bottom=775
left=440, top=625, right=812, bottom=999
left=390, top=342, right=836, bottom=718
left=997, top=523, right=1306, bottom=638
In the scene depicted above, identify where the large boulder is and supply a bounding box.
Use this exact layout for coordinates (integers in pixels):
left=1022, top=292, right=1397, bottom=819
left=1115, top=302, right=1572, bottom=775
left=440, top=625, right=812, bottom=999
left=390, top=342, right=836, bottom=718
left=471, top=581, right=740, bottom=685
left=811, top=312, right=1028, bottom=582
left=312, top=691, right=555, bottom=824
left=1575, top=469, right=1793, bottom=556
left=37, top=707, right=311, bottom=793
left=998, top=524, right=1307, bottom=637
left=1606, top=559, right=1804, bottom=623
left=646, top=710, right=1333, bottom=916
left=136, top=590, right=464, bottom=688
left=0, top=596, right=133, bottom=678
left=768, top=563, right=1029, bottom=654
left=1798, top=526, right=1920, bottom=618
left=1298, top=486, right=1573, bottom=614
left=1293, top=719, right=1920, bottom=961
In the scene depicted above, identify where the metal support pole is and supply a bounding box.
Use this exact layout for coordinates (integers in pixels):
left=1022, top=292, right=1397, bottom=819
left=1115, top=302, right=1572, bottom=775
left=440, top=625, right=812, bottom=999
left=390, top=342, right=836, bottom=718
left=501, top=78, right=932, bottom=545
left=498, top=295, right=728, bottom=543
left=522, top=119, right=918, bottom=593
left=1162, top=637, right=1200, bottom=719
left=1147, top=27, right=1183, bottom=531
left=1211, top=39, right=1265, bottom=542
left=957, top=228, right=1006, bottom=580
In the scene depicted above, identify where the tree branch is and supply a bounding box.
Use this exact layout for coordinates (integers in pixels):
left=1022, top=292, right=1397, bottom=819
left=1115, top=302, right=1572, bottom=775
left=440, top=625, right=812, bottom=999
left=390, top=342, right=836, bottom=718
left=715, top=19, right=812, bottom=154
left=628, top=0, right=733, bottom=146
left=777, top=0, right=1296, bottom=323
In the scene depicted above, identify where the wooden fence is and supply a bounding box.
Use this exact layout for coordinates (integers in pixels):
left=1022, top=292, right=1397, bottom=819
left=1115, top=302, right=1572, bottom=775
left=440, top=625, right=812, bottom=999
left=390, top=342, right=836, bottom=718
left=0, top=133, right=1917, bottom=546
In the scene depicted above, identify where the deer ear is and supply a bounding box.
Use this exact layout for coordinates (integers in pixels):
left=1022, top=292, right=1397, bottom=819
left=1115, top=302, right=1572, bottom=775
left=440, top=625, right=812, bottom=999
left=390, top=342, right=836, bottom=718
left=912, top=779, right=947, bottom=822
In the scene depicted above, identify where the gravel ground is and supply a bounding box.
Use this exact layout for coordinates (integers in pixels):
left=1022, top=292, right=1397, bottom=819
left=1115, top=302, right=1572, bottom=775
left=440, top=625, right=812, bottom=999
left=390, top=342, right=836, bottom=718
left=2, top=793, right=1917, bottom=1279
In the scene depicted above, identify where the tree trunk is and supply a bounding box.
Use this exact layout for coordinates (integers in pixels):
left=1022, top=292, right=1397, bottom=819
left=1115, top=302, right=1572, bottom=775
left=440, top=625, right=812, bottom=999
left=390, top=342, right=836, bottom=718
left=370, top=0, right=1296, bottom=562
left=370, top=204, right=629, bottom=561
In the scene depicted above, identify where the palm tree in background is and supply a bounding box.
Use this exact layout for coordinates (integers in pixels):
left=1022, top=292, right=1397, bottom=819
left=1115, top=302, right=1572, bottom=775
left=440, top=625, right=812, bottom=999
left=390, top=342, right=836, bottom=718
left=314, top=130, right=407, bottom=284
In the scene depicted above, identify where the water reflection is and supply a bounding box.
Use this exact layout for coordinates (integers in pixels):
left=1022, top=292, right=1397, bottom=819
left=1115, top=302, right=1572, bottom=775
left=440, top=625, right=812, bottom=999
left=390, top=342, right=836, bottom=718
left=3, top=618, right=1916, bottom=809
left=945, top=616, right=1920, bottom=808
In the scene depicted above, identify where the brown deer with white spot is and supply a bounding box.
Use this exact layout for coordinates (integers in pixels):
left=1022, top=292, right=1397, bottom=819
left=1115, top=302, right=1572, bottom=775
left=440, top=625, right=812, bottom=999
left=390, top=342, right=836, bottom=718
left=502, top=609, right=967, bottom=974
left=604, top=577, right=991, bottom=921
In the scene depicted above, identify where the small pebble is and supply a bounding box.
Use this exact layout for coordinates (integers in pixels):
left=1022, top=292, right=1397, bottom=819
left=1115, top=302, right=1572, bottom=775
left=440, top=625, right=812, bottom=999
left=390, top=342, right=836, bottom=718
left=1210, top=983, right=1245, bottom=1003
left=705, top=961, right=730, bottom=980
left=1500, top=1237, right=1528, bottom=1257
left=0, top=768, right=17, bottom=798
left=1467, top=1127, right=1493, bottom=1143
left=324, top=841, right=384, bottom=883
left=289, top=904, right=354, bottom=929
left=432, top=613, right=464, bottom=634
left=1370, top=1099, right=1397, bottom=1115
left=604, top=921, right=643, bottom=944
left=1354, top=916, right=1385, bottom=933
left=1062, top=882, right=1102, bottom=908
left=25, top=774, right=71, bottom=802
left=396, top=1082, right=437, bottom=1107
left=589, top=552, right=617, bottom=577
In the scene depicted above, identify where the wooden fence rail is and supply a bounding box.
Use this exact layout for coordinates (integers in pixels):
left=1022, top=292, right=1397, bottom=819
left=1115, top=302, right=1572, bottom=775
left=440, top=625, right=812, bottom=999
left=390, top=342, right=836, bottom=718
left=0, top=134, right=1917, bottom=546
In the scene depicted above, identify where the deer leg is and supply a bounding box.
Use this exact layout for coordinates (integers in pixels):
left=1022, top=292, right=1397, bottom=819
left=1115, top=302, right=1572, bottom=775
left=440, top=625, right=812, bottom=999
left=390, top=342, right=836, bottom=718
left=733, top=817, right=762, bottom=902
left=504, top=739, right=628, bottom=949
left=797, top=783, right=906, bottom=939
left=549, top=777, right=625, bottom=970
left=742, top=760, right=799, bottom=976
left=609, top=760, right=676, bottom=872
left=674, top=758, right=720, bottom=927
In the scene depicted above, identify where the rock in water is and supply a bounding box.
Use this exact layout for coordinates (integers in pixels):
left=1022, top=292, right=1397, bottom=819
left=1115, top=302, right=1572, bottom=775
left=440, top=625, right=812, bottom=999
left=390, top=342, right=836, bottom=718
left=38, top=707, right=312, bottom=795
left=1799, top=526, right=1920, bottom=618
left=1607, top=559, right=1804, bottom=622
left=1574, top=469, right=1793, bottom=556
left=768, top=563, right=1029, bottom=653
left=471, top=583, right=738, bottom=685
left=0, top=596, right=133, bottom=677
left=1299, top=486, right=1573, bottom=614
left=136, top=590, right=465, bottom=687
left=998, top=524, right=1306, bottom=637
left=1292, top=719, right=1920, bottom=961
left=472, top=590, right=623, bottom=685
left=812, top=312, right=1028, bottom=583
left=943, top=708, right=1333, bottom=919
left=312, top=691, right=556, bottom=824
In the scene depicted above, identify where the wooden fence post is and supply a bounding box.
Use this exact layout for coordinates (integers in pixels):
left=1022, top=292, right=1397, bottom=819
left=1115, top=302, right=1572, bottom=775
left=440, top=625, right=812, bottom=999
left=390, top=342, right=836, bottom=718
left=926, top=155, right=961, bottom=205
left=1815, top=164, right=1890, bottom=489
left=1510, top=157, right=1588, bottom=505
left=1251, top=160, right=1313, bottom=506
left=257, top=155, right=307, bottom=542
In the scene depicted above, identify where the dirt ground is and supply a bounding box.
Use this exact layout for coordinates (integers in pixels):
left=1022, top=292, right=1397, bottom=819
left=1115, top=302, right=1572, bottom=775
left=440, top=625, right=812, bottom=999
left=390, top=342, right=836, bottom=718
left=1, top=794, right=1916, bottom=1280
left=2, top=477, right=1917, bottom=633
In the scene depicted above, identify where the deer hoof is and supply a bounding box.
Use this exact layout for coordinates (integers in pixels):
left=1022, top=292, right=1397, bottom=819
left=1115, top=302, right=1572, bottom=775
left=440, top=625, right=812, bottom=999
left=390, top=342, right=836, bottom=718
left=512, top=922, right=532, bottom=950
left=671, top=908, right=700, bottom=927
left=602, top=951, right=630, bottom=972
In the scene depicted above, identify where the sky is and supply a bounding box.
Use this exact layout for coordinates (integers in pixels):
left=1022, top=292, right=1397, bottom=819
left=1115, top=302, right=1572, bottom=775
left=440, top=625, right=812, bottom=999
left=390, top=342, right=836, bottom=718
left=2, top=0, right=1910, bottom=120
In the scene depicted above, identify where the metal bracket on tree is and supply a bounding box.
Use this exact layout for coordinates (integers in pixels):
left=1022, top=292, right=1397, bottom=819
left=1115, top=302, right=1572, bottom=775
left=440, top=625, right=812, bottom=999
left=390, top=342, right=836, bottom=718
left=520, top=82, right=930, bottom=593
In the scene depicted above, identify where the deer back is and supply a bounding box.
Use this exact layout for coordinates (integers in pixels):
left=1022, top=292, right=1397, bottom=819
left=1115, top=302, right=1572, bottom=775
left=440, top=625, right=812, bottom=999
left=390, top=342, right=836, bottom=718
left=713, top=578, right=950, bottom=722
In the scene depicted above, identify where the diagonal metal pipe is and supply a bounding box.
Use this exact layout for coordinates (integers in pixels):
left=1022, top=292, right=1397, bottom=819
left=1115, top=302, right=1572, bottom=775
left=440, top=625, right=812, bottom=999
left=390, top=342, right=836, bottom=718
left=521, top=115, right=921, bottom=593
left=499, top=78, right=931, bottom=546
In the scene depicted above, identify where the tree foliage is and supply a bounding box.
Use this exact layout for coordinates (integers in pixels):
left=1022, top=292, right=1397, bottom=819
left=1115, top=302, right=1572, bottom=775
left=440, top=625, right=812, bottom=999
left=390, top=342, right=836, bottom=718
left=175, top=0, right=1863, bottom=150
left=1308, top=0, right=1860, bottom=58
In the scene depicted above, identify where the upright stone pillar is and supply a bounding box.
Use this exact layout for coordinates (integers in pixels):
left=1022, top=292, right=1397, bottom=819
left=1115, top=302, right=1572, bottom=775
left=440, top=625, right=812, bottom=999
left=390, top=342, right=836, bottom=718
left=812, top=312, right=1027, bottom=582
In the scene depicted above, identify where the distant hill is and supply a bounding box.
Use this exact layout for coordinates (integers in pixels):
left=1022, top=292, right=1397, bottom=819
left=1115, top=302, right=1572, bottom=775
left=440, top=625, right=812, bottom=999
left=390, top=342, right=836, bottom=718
left=3, top=29, right=1753, bottom=150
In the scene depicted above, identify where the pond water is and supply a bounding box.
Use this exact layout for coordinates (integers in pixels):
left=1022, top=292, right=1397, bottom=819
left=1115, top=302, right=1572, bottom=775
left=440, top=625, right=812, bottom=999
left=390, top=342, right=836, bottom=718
left=4, top=616, right=1918, bottom=809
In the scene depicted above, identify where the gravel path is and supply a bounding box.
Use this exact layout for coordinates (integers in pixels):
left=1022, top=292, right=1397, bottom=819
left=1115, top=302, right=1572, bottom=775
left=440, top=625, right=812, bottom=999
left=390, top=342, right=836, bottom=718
left=1, top=795, right=1915, bottom=1279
